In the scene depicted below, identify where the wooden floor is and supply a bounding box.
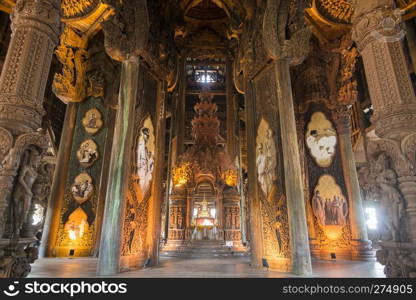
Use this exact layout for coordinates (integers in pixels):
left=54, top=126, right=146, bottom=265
left=29, top=256, right=386, bottom=278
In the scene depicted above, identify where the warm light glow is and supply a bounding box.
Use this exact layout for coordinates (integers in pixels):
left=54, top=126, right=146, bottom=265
left=64, top=208, right=88, bottom=242
left=172, top=162, right=192, bottom=187
left=223, top=169, right=238, bottom=187
left=66, top=219, right=87, bottom=241
left=69, top=230, right=77, bottom=241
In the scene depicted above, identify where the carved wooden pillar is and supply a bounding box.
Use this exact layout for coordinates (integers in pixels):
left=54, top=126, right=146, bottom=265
left=274, top=59, right=312, bottom=275
left=172, top=57, right=186, bottom=162
left=147, top=80, right=166, bottom=265
left=40, top=103, right=77, bottom=257
left=226, top=59, right=237, bottom=159
left=352, top=0, right=416, bottom=277
left=332, top=108, right=373, bottom=260
left=0, top=0, right=61, bottom=277
left=97, top=56, right=140, bottom=276
left=296, top=115, right=318, bottom=255
left=244, top=80, right=263, bottom=268
left=353, top=0, right=416, bottom=240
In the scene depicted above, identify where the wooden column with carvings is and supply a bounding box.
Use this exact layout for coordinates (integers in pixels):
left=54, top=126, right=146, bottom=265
left=226, top=58, right=237, bottom=159
left=40, top=103, right=77, bottom=257
left=244, top=80, right=263, bottom=268
left=352, top=0, right=416, bottom=277
left=332, top=108, right=373, bottom=260
left=40, top=26, right=90, bottom=257
left=0, top=0, right=61, bottom=277
left=274, top=59, right=312, bottom=276
left=97, top=56, right=140, bottom=275
left=146, top=80, right=166, bottom=265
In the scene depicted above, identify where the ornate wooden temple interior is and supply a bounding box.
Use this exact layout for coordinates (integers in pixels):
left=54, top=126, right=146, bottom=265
left=0, top=0, right=416, bottom=278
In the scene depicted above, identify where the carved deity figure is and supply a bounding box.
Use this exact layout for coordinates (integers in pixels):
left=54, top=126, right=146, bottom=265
left=77, top=139, right=99, bottom=168
left=312, top=190, right=326, bottom=225
left=374, top=154, right=404, bottom=242
left=71, top=174, right=94, bottom=202
left=137, top=127, right=154, bottom=194
left=82, top=109, right=103, bottom=135
left=11, top=147, right=42, bottom=238
left=256, top=130, right=277, bottom=198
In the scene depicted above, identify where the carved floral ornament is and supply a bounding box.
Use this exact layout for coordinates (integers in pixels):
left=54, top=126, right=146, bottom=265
left=306, top=112, right=337, bottom=168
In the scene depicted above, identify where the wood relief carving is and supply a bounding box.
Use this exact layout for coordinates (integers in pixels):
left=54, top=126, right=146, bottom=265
left=71, top=173, right=94, bottom=204
left=62, top=0, right=98, bottom=19
left=9, top=146, right=42, bottom=238
left=306, top=112, right=337, bottom=168
left=135, top=116, right=155, bottom=197
left=256, top=118, right=277, bottom=199
left=76, top=139, right=99, bottom=168
left=313, top=175, right=348, bottom=227
left=53, top=26, right=89, bottom=103
left=120, top=114, right=155, bottom=257
left=121, top=182, right=149, bottom=256
left=359, top=152, right=406, bottom=242
left=82, top=108, right=103, bottom=135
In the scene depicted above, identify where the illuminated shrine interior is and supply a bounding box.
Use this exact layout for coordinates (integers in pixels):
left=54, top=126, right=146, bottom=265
left=0, top=0, right=415, bottom=278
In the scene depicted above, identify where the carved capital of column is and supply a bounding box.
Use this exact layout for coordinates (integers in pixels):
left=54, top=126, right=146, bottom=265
left=262, top=0, right=312, bottom=66
left=0, top=0, right=62, bottom=133
left=352, top=2, right=404, bottom=51
left=332, top=107, right=352, bottom=135
left=351, top=1, right=416, bottom=141
left=101, top=0, right=149, bottom=62
left=11, top=0, right=62, bottom=43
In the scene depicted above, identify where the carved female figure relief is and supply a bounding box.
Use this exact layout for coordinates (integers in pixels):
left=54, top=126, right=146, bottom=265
left=11, top=146, right=42, bottom=238
left=306, top=112, right=337, bottom=168
left=256, top=119, right=277, bottom=198
left=373, top=153, right=404, bottom=242
left=135, top=117, right=155, bottom=197
left=76, top=139, right=99, bottom=168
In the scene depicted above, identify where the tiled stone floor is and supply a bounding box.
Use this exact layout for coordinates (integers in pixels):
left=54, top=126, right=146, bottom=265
left=29, top=256, right=386, bottom=278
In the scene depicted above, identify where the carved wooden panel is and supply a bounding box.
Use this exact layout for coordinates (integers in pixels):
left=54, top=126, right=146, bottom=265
left=304, top=103, right=352, bottom=256
left=54, top=97, right=109, bottom=257
left=253, top=69, right=291, bottom=268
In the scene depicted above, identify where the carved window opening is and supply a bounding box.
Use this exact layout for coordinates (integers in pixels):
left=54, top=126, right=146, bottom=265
left=185, top=59, right=226, bottom=88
